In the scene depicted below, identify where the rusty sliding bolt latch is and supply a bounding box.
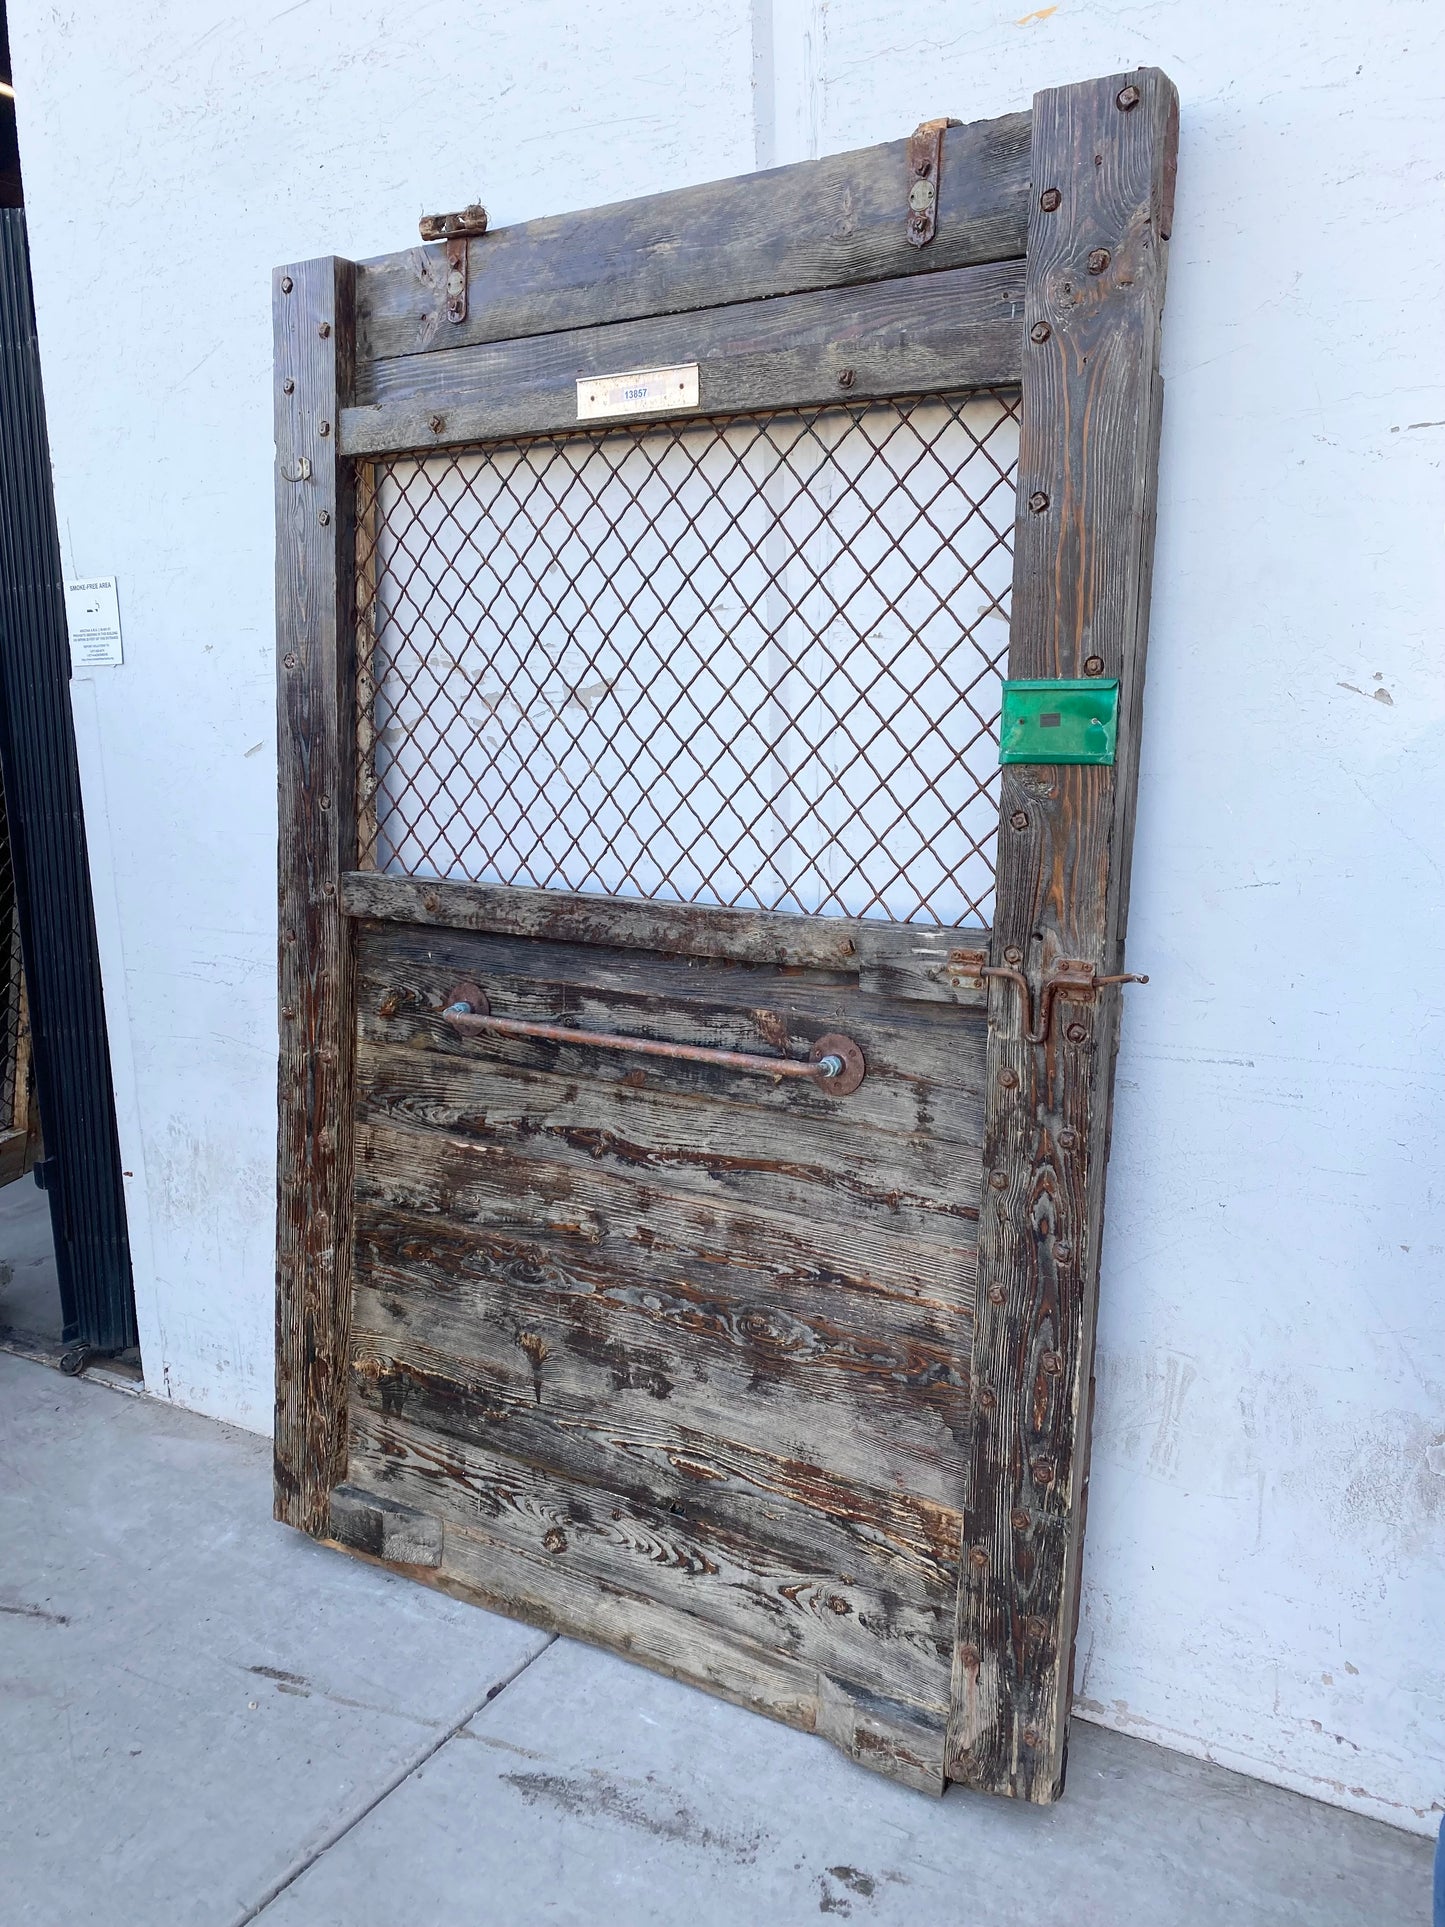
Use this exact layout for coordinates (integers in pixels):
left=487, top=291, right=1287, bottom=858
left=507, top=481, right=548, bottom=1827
left=981, top=960, right=1149, bottom=1045
left=441, top=983, right=867, bottom=1094
left=418, top=203, right=489, bottom=324
left=906, top=117, right=961, bottom=248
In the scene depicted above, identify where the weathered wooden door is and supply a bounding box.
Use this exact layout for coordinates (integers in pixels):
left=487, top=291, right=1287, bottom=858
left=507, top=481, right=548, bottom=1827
left=275, top=68, right=1177, bottom=1802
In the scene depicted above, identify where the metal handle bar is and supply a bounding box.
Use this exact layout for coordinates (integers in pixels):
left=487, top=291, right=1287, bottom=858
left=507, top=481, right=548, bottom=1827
left=440, top=982, right=867, bottom=1094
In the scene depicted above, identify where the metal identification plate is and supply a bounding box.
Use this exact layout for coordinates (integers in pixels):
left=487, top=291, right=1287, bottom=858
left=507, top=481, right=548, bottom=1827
left=999, top=678, right=1120, bottom=765
left=577, top=363, right=700, bottom=422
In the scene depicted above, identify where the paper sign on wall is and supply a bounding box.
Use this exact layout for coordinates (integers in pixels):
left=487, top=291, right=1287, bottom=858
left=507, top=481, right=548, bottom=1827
left=65, top=575, right=124, bottom=667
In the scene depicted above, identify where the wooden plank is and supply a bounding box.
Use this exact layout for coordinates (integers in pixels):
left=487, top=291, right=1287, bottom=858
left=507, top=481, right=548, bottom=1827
left=347, top=1407, right=953, bottom=1717
left=347, top=1232, right=966, bottom=1576
left=952, top=68, right=1178, bottom=1803
left=355, top=1037, right=980, bottom=1240
left=352, top=923, right=988, bottom=1146
left=349, top=1194, right=973, bottom=1509
left=273, top=256, right=359, bottom=1533
left=327, top=1479, right=442, bottom=1566
left=341, top=870, right=991, bottom=1006
left=355, top=111, right=1031, bottom=363
left=344, top=261, right=1023, bottom=455
left=357, top=1108, right=971, bottom=1313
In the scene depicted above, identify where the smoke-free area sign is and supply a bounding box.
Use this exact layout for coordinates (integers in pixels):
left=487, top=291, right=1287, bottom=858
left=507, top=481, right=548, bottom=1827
left=64, top=575, right=124, bottom=667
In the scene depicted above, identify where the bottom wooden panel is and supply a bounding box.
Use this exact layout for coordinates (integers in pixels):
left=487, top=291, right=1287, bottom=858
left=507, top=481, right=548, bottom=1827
left=322, top=1496, right=949, bottom=1796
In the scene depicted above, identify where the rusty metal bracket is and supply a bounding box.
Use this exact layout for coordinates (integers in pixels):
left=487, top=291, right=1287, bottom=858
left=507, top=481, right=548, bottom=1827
left=440, top=983, right=868, bottom=1095
left=418, top=204, right=489, bottom=324
left=906, top=117, right=961, bottom=248
left=981, top=960, right=1149, bottom=1045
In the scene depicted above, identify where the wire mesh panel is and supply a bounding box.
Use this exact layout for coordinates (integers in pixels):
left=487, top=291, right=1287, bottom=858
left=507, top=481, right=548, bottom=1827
left=356, top=389, right=1019, bottom=927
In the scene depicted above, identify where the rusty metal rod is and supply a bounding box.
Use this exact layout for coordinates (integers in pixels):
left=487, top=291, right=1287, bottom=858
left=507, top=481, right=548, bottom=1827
left=443, top=1000, right=855, bottom=1086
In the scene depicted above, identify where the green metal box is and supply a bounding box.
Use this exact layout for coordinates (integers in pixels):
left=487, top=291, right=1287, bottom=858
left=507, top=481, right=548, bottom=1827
left=998, top=678, right=1120, bottom=765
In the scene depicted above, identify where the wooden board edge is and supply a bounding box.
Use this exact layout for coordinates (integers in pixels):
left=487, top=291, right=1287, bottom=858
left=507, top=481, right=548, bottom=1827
left=273, top=254, right=360, bottom=1534
left=341, top=871, right=990, bottom=1007
left=354, top=109, right=1032, bottom=364
left=948, top=65, right=1179, bottom=1804
left=344, top=260, right=1025, bottom=456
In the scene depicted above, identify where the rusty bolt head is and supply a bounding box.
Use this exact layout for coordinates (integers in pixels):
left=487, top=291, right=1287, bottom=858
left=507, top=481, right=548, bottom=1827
left=1028, top=489, right=1050, bottom=513
left=1054, top=1242, right=1072, bottom=1264
left=1009, top=809, right=1029, bottom=829
left=969, top=1545, right=989, bottom=1571
left=988, top=1283, right=1006, bottom=1306
left=989, top=1169, right=1009, bottom=1191
left=542, top=1527, right=567, bottom=1554
left=1117, top=84, right=1141, bottom=110
left=280, top=275, right=293, bottom=293
left=1011, top=1508, right=1030, bottom=1531
left=281, top=377, right=295, bottom=394
left=317, top=321, right=331, bottom=338
left=959, top=1644, right=981, bottom=1668
left=1029, top=321, right=1051, bottom=344
left=1042, top=1350, right=1064, bottom=1375
left=318, top=419, right=331, bottom=437
left=428, top=413, right=445, bottom=433
left=978, top=1388, right=997, bottom=1411
left=1004, top=945, right=1023, bottom=965
left=1039, top=187, right=1062, bottom=213
left=377, top=991, right=401, bottom=1018
left=827, top=1594, right=852, bottom=1614
left=1084, top=654, right=1106, bottom=675
left=998, top=1067, right=1019, bottom=1090
left=837, top=367, right=856, bottom=389
left=1022, top=1725, right=1041, bottom=1747
left=1058, top=1127, right=1078, bottom=1150
left=1031, top=1459, right=1055, bottom=1487
left=318, top=794, right=332, bottom=812
left=1087, top=248, right=1111, bottom=275
left=318, top=509, right=331, bottom=526
left=1065, top=1022, right=1088, bottom=1044
left=282, top=651, right=299, bottom=670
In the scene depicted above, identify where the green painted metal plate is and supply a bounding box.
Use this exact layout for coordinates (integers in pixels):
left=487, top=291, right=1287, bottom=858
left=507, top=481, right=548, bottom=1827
left=999, top=678, right=1120, bottom=765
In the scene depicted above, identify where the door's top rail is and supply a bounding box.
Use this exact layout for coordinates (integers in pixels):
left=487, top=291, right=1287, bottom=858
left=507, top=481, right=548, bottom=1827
left=352, top=110, right=1032, bottom=367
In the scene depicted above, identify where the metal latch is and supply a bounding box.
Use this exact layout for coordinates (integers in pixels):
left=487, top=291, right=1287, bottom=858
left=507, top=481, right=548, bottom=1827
left=906, top=118, right=961, bottom=248
left=418, top=203, right=489, bottom=324
left=981, top=960, right=1149, bottom=1045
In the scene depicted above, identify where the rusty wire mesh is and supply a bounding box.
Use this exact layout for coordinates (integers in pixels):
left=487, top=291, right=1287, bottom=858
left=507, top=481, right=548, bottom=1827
left=356, top=388, right=1019, bottom=927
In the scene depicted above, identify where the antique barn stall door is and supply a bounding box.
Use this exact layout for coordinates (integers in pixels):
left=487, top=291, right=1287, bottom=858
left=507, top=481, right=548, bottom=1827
left=275, top=69, right=1177, bottom=1802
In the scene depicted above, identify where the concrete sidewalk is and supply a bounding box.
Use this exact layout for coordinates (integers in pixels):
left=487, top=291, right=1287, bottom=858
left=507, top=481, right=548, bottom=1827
left=0, top=1352, right=1432, bottom=1927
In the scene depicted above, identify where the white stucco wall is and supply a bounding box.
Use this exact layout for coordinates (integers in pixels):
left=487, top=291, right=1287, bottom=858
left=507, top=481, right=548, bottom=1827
left=10, top=0, right=1442, bottom=1838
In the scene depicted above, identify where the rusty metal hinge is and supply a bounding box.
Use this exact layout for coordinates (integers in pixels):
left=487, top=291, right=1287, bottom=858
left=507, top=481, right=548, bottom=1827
left=418, top=203, right=489, bottom=324
left=906, top=118, right=961, bottom=248
left=981, top=960, right=1149, bottom=1045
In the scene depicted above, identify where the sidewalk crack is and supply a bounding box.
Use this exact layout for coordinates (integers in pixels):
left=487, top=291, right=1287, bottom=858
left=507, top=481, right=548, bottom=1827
left=230, top=1634, right=557, bottom=1926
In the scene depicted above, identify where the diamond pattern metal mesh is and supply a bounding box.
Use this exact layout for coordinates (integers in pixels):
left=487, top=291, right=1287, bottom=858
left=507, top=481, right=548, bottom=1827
left=356, top=388, right=1019, bottom=927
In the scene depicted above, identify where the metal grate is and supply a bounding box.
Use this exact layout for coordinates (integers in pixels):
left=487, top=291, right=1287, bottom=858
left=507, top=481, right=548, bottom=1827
left=0, top=766, right=28, bottom=1134
left=356, top=389, right=1019, bottom=927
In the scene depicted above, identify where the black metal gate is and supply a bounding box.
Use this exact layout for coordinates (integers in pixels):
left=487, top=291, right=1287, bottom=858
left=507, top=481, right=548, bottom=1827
left=0, top=208, right=134, bottom=1351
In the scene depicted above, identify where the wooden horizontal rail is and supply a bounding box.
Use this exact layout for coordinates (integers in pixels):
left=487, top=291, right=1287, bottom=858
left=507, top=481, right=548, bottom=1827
left=340, top=872, right=991, bottom=1008
left=354, top=110, right=1032, bottom=363
left=343, top=259, right=1024, bottom=455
